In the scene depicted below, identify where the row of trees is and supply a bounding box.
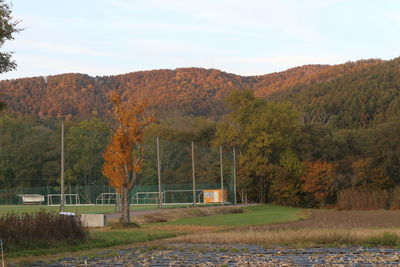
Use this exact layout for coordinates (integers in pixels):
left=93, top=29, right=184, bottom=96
left=0, top=115, right=223, bottom=189
left=213, top=90, right=400, bottom=207
left=2, top=90, right=399, bottom=209
left=0, top=117, right=109, bottom=189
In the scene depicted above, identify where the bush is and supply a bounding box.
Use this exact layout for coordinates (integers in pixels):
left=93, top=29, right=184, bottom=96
left=365, top=232, right=400, bottom=246
left=0, top=211, right=88, bottom=251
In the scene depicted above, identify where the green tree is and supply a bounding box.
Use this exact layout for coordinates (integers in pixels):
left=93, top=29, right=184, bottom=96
left=0, top=116, right=59, bottom=188
left=269, top=150, right=304, bottom=206
left=65, top=119, right=110, bottom=186
left=0, top=0, right=21, bottom=111
left=213, top=90, right=300, bottom=203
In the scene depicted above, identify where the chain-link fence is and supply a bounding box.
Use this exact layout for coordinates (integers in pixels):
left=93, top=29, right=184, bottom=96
left=0, top=138, right=237, bottom=206
left=0, top=182, right=235, bottom=205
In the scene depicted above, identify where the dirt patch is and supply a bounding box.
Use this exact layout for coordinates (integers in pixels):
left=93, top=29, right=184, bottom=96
left=249, top=210, right=400, bottom=230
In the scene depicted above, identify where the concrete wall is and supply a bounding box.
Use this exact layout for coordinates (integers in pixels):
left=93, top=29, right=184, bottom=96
left=80, top=214, right=107, bottom=227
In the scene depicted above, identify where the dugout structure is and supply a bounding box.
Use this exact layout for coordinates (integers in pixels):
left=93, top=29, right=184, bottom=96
left=18, top=194, right=45, bottom=205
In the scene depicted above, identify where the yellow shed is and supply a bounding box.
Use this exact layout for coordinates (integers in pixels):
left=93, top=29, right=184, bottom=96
left=203, top=189, right=227, bottom=203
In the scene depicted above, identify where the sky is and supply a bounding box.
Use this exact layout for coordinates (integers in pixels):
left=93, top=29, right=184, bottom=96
left=1, top=0, right=400, bottom=80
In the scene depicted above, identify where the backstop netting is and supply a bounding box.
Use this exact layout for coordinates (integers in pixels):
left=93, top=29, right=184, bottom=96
left=0, top=138, right=236, bottom=206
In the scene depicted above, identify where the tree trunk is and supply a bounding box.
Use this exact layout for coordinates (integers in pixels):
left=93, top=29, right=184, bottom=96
left=121, top=186, right=130, bottom=223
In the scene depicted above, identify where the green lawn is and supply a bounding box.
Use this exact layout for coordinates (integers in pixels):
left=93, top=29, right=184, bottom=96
left=0, top=204, right=159, bottom=215
left=163, top=204, right=303, bottom=226
left=0, top=203, right=222, bottom=216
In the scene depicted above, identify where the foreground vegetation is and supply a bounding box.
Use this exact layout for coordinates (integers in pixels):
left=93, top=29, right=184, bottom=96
left=0, top=211, right=87, bottom=252
left=5, top=204, right=400, bottom=265
left=173, top=228, right=400, bottom=248
left=8, top=228, right=176, bottom=258
left=170, top=208, right=400, bottom=248
left=3, top=205, right=301, bottom=258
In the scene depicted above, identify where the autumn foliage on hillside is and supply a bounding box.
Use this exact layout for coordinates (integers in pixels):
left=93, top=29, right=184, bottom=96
left=0, top=59, right=383, bottom=120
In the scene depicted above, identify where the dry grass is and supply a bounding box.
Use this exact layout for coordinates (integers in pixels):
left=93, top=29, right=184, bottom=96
left=171, top=228, right=400, bottom=247
left=0, top=211, right=88, bottom=251
left=130, top=206, right=244, bottom=224
left=168, top=209, right=400, bottom=247
left=250, top=210, right=400, bottom=230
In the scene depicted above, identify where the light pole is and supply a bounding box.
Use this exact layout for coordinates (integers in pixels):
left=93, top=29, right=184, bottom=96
left=60, top=121, right=65, bottom=212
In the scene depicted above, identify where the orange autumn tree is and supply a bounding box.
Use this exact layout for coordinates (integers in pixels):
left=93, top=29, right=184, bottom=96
left=301, top=161, right=337, bottom=207
left=102, top=91, right=154, bottom=223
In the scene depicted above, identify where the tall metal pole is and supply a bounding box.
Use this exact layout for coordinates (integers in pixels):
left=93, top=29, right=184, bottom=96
left=233, top=147, right=237, bottom=205
left=60, top=121, right=65, bottom=212
left=220, top=146, right=224, bottom=205
left=191, top=141, right=196, bottom=207
left=157, top=137, right=162, bottom=208
left=1, top=239, right=4, bottom=267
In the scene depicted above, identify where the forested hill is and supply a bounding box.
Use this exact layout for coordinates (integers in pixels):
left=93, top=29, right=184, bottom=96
left=0, top=58, right=383, bottom=120
left=271, top=57, right=400, bottom=129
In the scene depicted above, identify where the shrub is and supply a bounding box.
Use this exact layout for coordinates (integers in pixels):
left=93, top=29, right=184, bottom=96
left=365, top=232, right=400, bottom=246
left=0, top=211, right=88, bottom=251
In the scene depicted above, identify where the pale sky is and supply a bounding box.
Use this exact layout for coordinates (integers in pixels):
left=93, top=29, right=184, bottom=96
left=1, top=0, right=400, bottom=79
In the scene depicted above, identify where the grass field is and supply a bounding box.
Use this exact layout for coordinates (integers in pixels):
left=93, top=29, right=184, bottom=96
left=0, top=204, right=202, bottom=215
left=0, top=204, right=155, bottom=215
left=161, top=204, right=303, bottom=226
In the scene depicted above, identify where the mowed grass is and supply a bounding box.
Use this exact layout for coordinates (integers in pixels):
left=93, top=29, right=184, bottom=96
left=0, top=204, right=159, bottom=215
left=163, top=204, right=303, bottom=226
left=0, top=203, right=219, bottom=216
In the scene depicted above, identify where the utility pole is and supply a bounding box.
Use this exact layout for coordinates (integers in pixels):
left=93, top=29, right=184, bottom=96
left=220, top=146, right=224, bottom=205
left=191, top=141, right=196, bottom=207
left=233, top=147, right=237, bottom=205
left=60, top=121, right=65, bottom=212
left=157, top=137, right=162, bottom=208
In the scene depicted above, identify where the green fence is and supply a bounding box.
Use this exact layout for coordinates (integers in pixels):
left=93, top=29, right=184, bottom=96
left=0, top=182, right=235, bottom=205
left=0, top=137, right=236, bottom=206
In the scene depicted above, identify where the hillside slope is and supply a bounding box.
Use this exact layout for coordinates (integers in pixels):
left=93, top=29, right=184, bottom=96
left=0, top=59, right=385, bottom=120
left=272, top=57, right=400, bottom=128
